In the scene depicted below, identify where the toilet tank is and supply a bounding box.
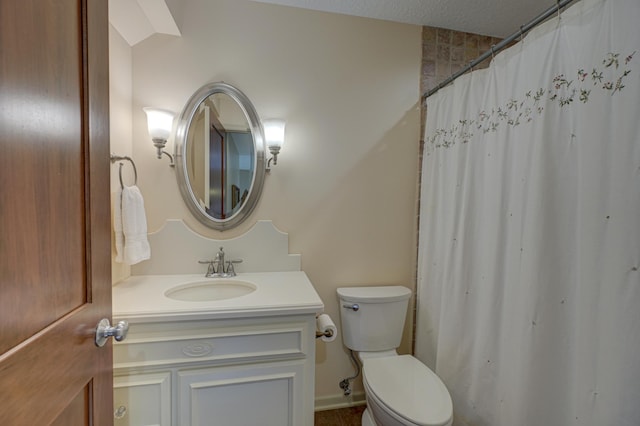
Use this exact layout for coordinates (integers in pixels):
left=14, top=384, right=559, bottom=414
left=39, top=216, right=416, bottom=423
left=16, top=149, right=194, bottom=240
left=337, top=286, right=412, bottom=352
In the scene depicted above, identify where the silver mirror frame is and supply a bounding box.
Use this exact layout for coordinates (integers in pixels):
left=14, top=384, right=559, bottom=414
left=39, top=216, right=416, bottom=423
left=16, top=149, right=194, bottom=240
left=174, top=82, right=266, bottom=230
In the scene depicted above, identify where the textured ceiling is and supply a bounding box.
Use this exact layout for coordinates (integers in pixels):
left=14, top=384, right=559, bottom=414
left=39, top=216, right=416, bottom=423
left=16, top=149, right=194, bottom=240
left=250, top=0, right=558, bottom=38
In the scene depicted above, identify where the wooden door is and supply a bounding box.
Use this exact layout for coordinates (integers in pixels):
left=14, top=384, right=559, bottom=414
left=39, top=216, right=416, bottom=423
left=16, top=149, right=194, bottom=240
left=0, top=0, right=112, bottom=424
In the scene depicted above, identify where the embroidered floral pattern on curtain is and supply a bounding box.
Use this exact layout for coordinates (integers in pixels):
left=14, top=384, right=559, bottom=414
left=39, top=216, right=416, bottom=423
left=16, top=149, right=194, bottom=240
left=416, top=0, right=640, bottom=425
left=426, top=51, right=635, bottom=150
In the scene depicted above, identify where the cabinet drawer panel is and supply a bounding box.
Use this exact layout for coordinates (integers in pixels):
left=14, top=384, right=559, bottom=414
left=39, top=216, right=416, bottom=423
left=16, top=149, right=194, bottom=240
left=114, top=327, right=304, bottom=368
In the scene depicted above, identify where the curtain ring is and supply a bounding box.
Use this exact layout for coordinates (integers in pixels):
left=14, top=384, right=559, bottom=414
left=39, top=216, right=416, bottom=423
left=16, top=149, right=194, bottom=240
left=556, top=0, right=562, bottom=19
left=519, top=25, right=525, bottom=42
left=490, top=44, right=496, bottom=59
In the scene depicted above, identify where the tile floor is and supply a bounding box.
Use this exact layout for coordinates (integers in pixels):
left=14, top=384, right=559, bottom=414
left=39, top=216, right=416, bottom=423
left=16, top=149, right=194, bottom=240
left=314, top=405, right=366, bottom=426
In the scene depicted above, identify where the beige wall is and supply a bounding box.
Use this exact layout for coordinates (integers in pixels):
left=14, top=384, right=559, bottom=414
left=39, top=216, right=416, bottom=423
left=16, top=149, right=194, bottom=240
left=110, top=0, right=421, bottom=405
left=109, top=27, right=133, bottom=284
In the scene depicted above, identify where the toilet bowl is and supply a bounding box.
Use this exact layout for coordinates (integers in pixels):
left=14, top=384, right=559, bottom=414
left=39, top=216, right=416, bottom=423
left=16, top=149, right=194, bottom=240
left=337, top=286, right=453, bottom=426
left=361, top=355, right=452, bottom=426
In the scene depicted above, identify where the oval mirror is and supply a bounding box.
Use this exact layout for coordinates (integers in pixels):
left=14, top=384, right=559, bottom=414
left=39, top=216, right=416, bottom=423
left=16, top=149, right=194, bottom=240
left=175, top=82, right=266, bottom=230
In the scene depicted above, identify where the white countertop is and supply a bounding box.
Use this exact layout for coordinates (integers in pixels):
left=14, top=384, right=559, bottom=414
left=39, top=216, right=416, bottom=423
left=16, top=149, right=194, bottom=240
left=112, top=271, right=324, bottom=322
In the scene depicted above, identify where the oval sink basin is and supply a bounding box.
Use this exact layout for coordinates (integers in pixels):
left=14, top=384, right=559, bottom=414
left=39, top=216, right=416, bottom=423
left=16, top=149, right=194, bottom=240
left=165, top=280, right=257, bottom=302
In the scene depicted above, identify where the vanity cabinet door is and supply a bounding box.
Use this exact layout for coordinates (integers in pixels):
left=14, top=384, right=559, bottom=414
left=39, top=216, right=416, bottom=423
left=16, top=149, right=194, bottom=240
left=113, top=372, right=171, bottom=426
left=112, top=314, right=316, bottom=425
left=177, top=360, right=306, bottom=426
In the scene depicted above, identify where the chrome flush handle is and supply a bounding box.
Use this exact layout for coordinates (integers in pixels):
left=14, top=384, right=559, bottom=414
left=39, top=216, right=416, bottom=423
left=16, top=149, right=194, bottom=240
left=342, top=303, right=360, bottom=312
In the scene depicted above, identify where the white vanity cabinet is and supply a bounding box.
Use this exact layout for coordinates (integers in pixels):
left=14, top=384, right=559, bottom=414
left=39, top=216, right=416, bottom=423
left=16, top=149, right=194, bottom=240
left=113, top=314, right=317, bottom=426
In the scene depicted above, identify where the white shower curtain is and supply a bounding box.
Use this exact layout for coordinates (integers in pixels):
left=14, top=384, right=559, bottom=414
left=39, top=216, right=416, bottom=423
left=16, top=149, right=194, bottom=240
left=416, top=0, right=640, bottom=425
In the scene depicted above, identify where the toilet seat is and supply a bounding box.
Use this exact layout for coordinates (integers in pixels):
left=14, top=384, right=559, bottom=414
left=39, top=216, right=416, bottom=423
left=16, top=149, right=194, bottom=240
left=362, top=355, right=452, bottom=426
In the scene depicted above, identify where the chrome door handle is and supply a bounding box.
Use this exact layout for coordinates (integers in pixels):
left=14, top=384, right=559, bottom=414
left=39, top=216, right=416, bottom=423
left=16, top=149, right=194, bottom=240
left=95, top=318, right=129, bottom=347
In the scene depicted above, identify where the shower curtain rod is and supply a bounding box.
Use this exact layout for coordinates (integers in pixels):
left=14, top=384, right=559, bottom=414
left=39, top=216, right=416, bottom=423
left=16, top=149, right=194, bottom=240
left=422, top=0, right=578, bottom=101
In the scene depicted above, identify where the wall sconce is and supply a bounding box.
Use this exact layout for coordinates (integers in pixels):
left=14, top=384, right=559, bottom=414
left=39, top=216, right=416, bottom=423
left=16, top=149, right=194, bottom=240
left=263, top=119, right=285, bottom=171
left=143, top=107, right=175, bottom=167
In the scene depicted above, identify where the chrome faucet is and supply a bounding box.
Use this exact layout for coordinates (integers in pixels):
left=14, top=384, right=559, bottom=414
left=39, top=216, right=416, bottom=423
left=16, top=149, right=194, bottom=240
left=198, top=247, right=243, bottom=277
left=214, top=247, right=225, bottom=274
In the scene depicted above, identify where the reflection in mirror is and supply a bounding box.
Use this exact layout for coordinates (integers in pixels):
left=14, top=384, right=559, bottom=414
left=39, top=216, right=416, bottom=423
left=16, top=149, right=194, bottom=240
left=175, top=82, right=265, bottom=230
left=186, top=93, right=253, bottom=218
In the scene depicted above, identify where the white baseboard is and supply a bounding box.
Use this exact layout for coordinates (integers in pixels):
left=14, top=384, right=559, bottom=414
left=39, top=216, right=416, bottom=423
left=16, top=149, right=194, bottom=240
left=314, top=391, right=366, bottom=412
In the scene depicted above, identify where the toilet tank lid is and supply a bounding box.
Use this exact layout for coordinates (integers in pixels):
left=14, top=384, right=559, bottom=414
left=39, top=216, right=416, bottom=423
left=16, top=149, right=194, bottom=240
left=337, top=286, right=412, bottom=303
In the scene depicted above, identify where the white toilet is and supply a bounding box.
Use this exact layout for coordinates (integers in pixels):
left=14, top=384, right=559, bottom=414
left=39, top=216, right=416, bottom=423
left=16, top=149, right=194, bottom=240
left=337, top=286, right=453, bottom=426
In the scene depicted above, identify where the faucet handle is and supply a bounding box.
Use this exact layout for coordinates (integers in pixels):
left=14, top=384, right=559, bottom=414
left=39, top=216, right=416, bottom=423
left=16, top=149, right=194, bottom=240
left=225, top=259, right=243, bottom=276
left=198, top=259, right=217, bottom=276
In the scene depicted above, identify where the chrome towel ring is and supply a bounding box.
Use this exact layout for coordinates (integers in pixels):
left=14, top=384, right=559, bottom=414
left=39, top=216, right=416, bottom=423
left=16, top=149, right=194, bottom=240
left=110, top=153, right=138, bottom=189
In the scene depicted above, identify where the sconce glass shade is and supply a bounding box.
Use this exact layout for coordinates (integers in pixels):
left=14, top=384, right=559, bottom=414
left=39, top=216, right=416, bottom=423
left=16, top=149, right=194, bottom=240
left=143, top=107, right=175, bottom=141
left=263, top=119, right=285, bottom=151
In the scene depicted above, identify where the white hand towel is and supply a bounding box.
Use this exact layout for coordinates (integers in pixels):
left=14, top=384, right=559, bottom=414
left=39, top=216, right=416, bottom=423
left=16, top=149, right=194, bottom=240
left=118, top=185, right=151, bottom=265
left=113, top=187, right=124, bottom=263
